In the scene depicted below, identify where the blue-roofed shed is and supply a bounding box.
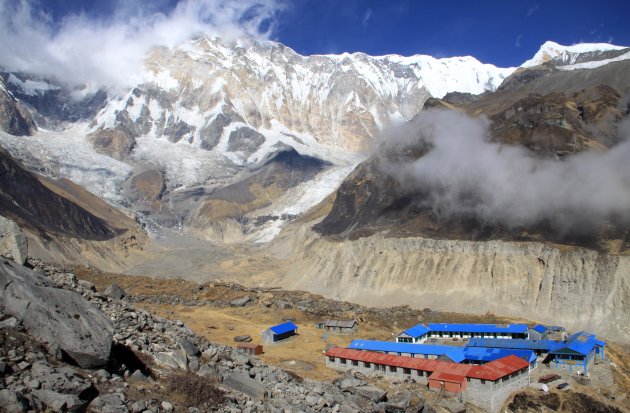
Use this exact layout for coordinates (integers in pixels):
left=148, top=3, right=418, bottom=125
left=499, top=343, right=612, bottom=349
left=532, top=325, right=547, bottom=333
left=527, top=324, right=549, bottom=340
left=348, top=339, right=537, bottom=366
left=262, top=321, right=298, bottom=343
left=397, top=324, right=430, bottom=343
left=549, top=332, right=606, bottom=374
left=426, top=323, right=528, bottom=339
left=466, top=338, right=556, bottom=355
left=460, top=347, right=537, bottom=365
left=349, top=340, right=457, bottom=359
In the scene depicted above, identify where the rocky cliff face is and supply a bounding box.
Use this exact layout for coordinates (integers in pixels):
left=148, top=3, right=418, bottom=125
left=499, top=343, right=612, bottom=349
left=0, top=148, right=121, bottom=240
left=89, top=36, right=512, bottom=160
left=0, top=77, right=36, bottom=136
left=267, top=227, right=630, bottom=342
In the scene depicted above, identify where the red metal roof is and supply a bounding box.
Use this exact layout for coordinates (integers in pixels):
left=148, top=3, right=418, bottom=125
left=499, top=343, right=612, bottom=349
left=428, top=371, right=466, bottom=383
left=466, top=355, right=530, bottom=381
left=326, top=348, right=528, bottom=381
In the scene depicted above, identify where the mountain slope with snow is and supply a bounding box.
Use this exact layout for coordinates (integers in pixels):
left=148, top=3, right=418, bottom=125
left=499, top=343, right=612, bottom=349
left=521, top=40, right=629, bottom=68
left=1, top=38, right=627, bottom=244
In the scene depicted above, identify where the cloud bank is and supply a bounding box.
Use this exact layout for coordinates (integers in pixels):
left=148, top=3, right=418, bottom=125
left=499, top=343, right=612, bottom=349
left=381, top=109, right=630, bottom=235
left=0, top=0, right=284, bottom=89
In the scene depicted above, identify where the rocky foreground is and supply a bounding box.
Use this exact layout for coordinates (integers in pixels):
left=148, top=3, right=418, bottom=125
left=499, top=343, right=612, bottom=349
left=0, top=258, right=435, bottom=413
left=1, top=257, right=628, bottom=413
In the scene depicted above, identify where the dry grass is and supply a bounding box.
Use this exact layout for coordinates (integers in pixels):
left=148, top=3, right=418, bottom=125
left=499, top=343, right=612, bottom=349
left=140, top=303, right=398, bottom=381
left=165, top=371, right=224, bottom=408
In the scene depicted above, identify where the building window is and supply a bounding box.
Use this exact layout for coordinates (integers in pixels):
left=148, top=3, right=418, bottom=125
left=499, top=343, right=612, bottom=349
left=340, top=358, right=347, bottom=364
left=403, top=368, right=411, bottom=375
left=352, top=360, right=359, bottom=366
left=481, top=380, right=485, bottom=384
left=467, top=378, right=470, bottom=382
left=390, top=366, right=397, bottom=373
left=418, top=370, right=424, bottom=377
left=328, top=356, right=335, bottom=362
left=364, top=362, right=371, bottom=368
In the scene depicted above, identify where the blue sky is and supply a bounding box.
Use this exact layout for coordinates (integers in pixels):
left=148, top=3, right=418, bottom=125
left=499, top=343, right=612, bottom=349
left=1, top=0, right=628, bottom=88
left=275, top=0, right=630, bottom=66
left=30, top=0, right=630, bottom=67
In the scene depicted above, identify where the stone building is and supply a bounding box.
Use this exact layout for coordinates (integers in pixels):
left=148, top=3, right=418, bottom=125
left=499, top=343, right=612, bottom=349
left=325, top=347, right=530, bottom=413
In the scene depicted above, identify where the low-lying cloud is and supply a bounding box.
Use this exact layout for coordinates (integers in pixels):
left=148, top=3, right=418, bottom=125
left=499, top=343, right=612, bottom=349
left=0, top=0, right=284, bottom=90
left=380, top=109, right=630, bottom=235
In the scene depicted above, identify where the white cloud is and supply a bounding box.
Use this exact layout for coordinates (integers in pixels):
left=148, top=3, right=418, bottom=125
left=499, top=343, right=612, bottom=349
left=362, top=8, right=373, bottom=27
left=526, top=4, right=539, bottom=17
left=515, top=34, right=523, bottom=48
left=0, top=0, right=284, bottom=90
left=381, top=110, right=630, bottom=235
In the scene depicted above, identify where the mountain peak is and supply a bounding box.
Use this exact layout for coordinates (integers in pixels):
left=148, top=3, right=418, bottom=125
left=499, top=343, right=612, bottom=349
left=521, top=40, right=626, bottom=67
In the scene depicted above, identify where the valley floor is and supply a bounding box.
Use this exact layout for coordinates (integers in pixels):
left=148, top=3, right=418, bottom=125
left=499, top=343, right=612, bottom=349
left=73, top=265, right=630, bottom=412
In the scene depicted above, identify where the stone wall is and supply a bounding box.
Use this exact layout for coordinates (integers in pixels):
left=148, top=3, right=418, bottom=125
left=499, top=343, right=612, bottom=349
left=326, top=355, right=529, bottom=412
left=465, top=371, right=529, bottom=412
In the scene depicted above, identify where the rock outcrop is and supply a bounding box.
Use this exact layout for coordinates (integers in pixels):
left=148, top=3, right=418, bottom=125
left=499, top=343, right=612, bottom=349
left=0, top=81, right=36, bottom=136
left=0, top=216, right=27, bottom=264
left=0, top=260, right=113, bottom=368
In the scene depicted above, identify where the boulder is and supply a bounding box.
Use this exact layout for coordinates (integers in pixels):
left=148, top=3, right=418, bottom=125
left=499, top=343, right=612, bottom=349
left=336, top=377, right=367, bottom=390
left=0, top=261, right=113, bottom=368
left=30, top=362, right=95, bottom=396
left=129, top=369, right=148, bottom=381
left=31, top=389, right=83, bottom=412
left=223, top=372, right=266, bottom=398
left=355, top=386, right=387, bottom=403
left=0, top=316, right=19, bottom=329
left=78, top=280, right=96, bottom=292
left=104, top=283, right=126, bottom=300
left=385, top=391, right=411, bottom=412
left=234, top=335, right=252, bottom=342
left=89, top=393, right=128, bottom=413
left=0, top=389, right=29, bottom=413
left=179, top=338, right=200, bottom=357
left=153, top=349, right=188, bottom=370
left=230, top=296, right=251, bottom=307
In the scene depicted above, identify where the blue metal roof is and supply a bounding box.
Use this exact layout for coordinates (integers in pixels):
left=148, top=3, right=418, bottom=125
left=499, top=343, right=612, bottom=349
left=348, top=340, right=537, bottom=365
left=427, top=323, right=528, bottom=334
left=466, top=338, right=557, bottom=351
left=551, top=332, right=604, bottom=356
left=348, top=340, right=458, bottom=356
left=461, top=347, right=537, bottom=364
left=400, top=324, right=430, bottom=338
left=269, top=321, right=298, bottom=335
left=531, top=325, right=547, bottom=334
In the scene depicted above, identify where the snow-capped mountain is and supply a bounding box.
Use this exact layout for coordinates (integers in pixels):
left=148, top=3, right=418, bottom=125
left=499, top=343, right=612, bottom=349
left=88, top=36, right=513, bottom=165
left=521, top=40, right=629, bottom=68
left=0, top=38, right=627, bottom=243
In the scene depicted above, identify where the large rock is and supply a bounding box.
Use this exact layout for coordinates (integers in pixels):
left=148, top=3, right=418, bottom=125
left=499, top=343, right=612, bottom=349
left=355, top=386, right=387, bottom=403
left=223, top=372, right=266, bottom=399
left=0, top=260, right=113, bottom=368
left=0, top=216, right=27, bottom=265
left=153, top=349, right=188, bottom=370
left=230, top=295, right=251, bottom=307
left=0, top=389, right=30, bottom=413
left=104, top=283, right=126, bottom=300
left=89, top=393, right=128, bottom=413
left=31, top=389, right=83, bottom=412
left=336, top=377, right=367, bottom=390
left=178, top=338, right=200, bottom=357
